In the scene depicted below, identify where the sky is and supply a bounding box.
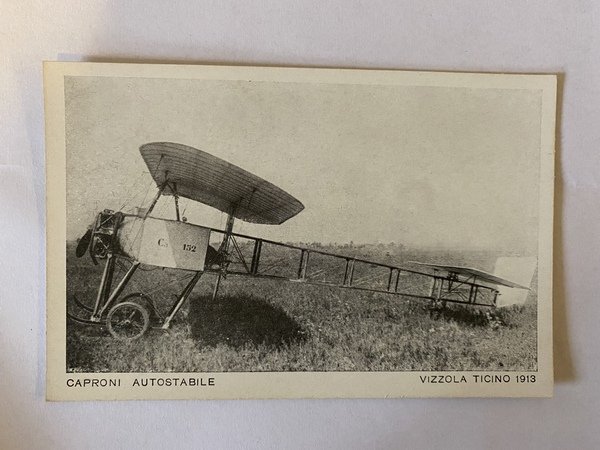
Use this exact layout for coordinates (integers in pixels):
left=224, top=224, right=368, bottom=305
left=65, top=74, right=542, bottom=254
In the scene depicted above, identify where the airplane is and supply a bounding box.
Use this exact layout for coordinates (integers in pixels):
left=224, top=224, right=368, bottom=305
left=68, top=142, right=533, bottom=340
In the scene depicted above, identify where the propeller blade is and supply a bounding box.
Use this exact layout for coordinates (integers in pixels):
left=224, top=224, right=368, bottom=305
left=75, top=229, right=92, bottom=257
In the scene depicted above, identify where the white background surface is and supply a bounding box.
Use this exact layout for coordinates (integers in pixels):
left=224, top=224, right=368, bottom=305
left=1, top=1, right=598, bottom=448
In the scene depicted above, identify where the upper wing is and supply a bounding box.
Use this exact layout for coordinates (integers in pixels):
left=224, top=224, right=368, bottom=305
left=139, top=142, right=304, bottom=225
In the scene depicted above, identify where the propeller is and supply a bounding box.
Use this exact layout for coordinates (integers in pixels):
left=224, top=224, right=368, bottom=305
left=75, top=214, right=100, bottom=264
left=75, top=228, right=93, bottom=257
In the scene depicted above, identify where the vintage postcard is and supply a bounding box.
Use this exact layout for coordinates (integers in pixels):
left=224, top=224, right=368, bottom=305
left=45, top=62, right=556, bottom=400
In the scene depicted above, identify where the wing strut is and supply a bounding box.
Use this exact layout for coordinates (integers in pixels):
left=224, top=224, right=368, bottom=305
left=211, top=213, right=236, bottom=301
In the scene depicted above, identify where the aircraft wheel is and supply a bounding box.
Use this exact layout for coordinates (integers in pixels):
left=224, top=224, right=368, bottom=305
left=106, top=301, right=150, bottom=340
left=120, top=293, right=161, bottom=325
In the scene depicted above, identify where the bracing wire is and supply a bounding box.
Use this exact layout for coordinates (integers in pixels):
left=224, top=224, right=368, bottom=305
left=122, top=155, right=165, bottom=245
left=118, top=170, right=153, bottom=212
left=116, top=260, right=195, bottom=298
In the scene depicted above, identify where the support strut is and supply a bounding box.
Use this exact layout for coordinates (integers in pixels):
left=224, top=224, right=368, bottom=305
left=211, top=213, right=235, bottom=302
left=92, top=253, right=116, bottom=317
left=161, top=271, right=204, bottom=329
left=93, top=261, right=140, bottom=320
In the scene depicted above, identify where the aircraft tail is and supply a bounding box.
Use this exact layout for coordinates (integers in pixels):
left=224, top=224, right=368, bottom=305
left=493, top=256, right=537, bottom=307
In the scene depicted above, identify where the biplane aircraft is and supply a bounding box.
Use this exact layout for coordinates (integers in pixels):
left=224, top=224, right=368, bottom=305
left=68, top=142, right=532, bottom=340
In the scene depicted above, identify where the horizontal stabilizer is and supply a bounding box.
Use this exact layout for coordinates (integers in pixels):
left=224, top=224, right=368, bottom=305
left=408, top=262, right=530, bottom=290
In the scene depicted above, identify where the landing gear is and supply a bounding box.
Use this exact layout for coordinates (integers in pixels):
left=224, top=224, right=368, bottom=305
left=69, top=209, right=234, bottom=340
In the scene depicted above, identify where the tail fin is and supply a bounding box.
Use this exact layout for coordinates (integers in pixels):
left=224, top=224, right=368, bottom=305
left=494, top=257, right=537, bottom=307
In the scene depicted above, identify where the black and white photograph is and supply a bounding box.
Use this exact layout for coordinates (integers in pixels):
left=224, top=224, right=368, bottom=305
left=45, top=62, right=555, bottom=399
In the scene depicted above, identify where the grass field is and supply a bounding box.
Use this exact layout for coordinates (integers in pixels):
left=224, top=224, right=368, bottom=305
left=66, top=242, right=537, bottom=373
